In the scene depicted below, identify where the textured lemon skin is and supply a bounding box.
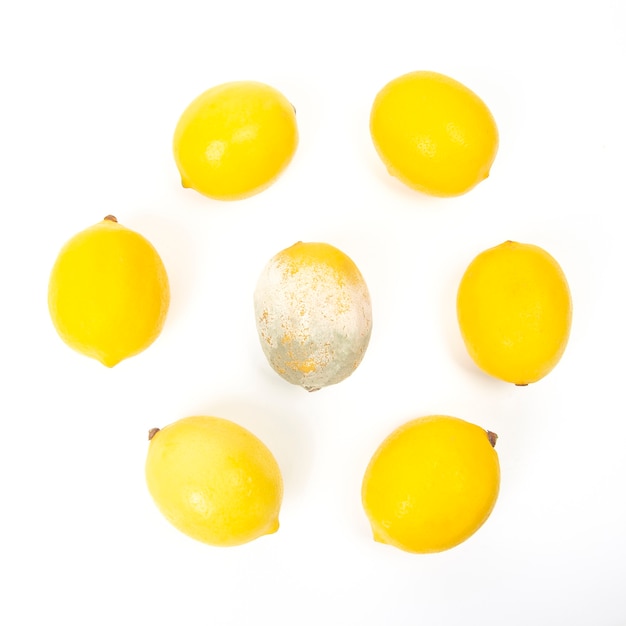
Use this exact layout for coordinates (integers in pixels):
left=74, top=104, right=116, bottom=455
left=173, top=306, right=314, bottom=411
left=254, top=242, right=372, bottom=391
left=173, top=81, right=298, bottom=200
left=457, top=241, right=572, bottom=385
left=145, top=416, right=283, bottom=547
left=370, top=70, right=499, bottom=197
left=47, top=217, right=170, bottom=367
left=362, top=415, right=500, bottom=554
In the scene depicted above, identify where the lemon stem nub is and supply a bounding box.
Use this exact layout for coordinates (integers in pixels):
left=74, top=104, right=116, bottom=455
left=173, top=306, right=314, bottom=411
left=148, top=428, right=160, bottom=441
left=486, top=431, right=498, bottom=447
left=104, top=215, right=118, bottom=222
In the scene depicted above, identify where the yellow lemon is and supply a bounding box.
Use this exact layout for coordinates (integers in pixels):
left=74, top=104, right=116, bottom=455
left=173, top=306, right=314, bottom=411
left=254, top=241, right=373, bottom=391
left=145, top=416, right=284, bottom=547
left=457, top=241, right=573, bottom=385
left=362, top=415, right=500, bottom=554
left=370, top=70, right=499, bottom=197
left=48, top=215, right=170, bottom=367
left=173, top=81, right=299, bottom=200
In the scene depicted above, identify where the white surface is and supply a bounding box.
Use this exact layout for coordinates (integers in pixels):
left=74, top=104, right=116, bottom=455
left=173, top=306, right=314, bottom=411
left=1, top=1, right=625, bottom=624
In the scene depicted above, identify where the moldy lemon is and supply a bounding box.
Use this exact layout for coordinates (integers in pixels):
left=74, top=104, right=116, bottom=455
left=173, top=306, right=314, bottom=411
left=254, top=241, right=372, bottom=391
left=173, top=81, right=298, bottom=200
left=145, top=416, right=284, bottom=547
left=457, top=241, right=572, bottom=385
left=47, top=216, right=170, bottom=367
left=362, top=415, right=500, bottom=554
left=370, top=70, right=499, bottom=197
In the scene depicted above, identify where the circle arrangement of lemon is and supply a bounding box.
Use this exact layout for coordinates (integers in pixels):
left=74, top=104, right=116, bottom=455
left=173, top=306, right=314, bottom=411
left=45, top=70, right=575, bottom=554
left=370, top=70, right=499, bottom=197
left=48, top=216, right=170, bottom=367
left=362, top=415, right=500, bottom=554
left=173, top=80, right=299, bottom=201
left=145, top=416, right=284, bottom=547
left=457, top=241, right=572, bottom=385
left=254, top=241, right=373, bottom=392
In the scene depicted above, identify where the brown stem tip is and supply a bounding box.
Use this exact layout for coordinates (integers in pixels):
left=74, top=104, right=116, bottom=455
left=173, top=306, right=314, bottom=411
left=148, top=428, right=160, bottom=441
left=104, top=215, right=118, bottom=223
left=487, top=431, right=498, bottom=447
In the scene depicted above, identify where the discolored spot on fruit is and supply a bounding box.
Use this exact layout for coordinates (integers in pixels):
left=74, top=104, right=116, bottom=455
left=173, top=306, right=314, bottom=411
left=254, top=241, right=372, bottom=391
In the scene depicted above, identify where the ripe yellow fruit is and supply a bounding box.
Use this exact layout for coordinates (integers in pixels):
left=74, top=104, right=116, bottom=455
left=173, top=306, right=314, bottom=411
left=254, top=241, right=372, bottom=391
left=457, top=241, right=573, bottom=385
left=47, top=216, right=170, bottom=367
left=173, top=81, right=298, bottom=201
left=145, top=416, right=283, bottom=547
left=370, top=70, right=499, bottom=197
left=362, top=415, right=500, bottom=554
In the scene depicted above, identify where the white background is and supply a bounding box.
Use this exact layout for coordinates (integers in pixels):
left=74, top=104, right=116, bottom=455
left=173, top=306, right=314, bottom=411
left=1, top=1, right=625, bottom=624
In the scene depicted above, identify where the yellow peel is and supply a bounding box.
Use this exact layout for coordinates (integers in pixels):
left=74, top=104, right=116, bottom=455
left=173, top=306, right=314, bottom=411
left=173, top=81, right=298, bottom=201
left=47, top=216, right=170, bottom=367
left=370, top=70, right=499, bottom=197
left=145, top=416, right=283, bottom=547
left=362, top=415, right=500, bottom=553
left=457, top=241, right=572, bottom=384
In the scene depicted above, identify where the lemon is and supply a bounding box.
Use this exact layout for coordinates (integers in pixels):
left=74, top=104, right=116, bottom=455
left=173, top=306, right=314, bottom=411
left=362, top=415, right=500, bottom=554
left=47, top=215, right=170, bottom=367
left=370, top=70, right=499, bottom=197
left=254, top=241, right=373, bottom=391
left=457, top=241, right=573, bottom=385
left=173, top=81, right=299, bottom=201
left=145, top=416, right=283, bottom=547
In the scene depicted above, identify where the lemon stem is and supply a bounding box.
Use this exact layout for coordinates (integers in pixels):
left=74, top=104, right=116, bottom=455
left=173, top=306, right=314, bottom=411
left=148, top=428, right=160, bottom=441
left=486, top=431, right=498, bottom=447
left=104, top=215, right=118, bottom=223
